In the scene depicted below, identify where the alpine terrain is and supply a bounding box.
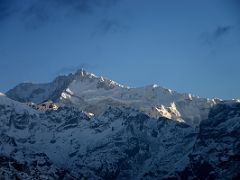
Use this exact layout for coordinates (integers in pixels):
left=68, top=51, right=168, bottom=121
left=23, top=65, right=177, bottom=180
left=1, top=69, right=240, bottom=179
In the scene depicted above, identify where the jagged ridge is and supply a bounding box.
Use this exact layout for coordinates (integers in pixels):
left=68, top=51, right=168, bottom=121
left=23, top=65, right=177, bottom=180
left=0, top=93, right=239, bottom=179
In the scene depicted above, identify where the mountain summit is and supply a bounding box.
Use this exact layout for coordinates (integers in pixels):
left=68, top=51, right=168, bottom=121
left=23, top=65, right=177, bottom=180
left=6, top=69, right=218, bottom=126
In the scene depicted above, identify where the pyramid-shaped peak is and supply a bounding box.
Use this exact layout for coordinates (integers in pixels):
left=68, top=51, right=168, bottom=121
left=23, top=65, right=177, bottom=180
left=75, top=68, right=97, bottom=78
left=72, top=68, right=125, bottom=89
left=77, top=68, right=87, bottom=76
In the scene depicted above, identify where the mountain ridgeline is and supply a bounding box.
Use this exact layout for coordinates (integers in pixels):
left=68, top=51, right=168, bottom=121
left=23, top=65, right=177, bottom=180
left=1, top=69, right=239, bottom=179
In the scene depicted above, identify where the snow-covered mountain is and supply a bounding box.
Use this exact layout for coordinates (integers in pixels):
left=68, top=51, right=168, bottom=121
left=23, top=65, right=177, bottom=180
left=1, top=69, right=240, bottom=179
left=6, top=69, right=219, bottom=126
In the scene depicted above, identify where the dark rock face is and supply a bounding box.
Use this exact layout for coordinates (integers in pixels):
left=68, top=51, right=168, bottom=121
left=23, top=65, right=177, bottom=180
left=0, top=154, right=74, bottom=180
left=177, top=102, right=240, bottom=179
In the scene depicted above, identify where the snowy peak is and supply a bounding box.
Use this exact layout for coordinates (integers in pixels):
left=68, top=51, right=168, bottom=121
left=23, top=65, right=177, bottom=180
left=75, top=68, right=96, bottom=78
left=5, top=69, right=220, bottom=126
left=5, top=69, right=124, bottom=103
left=74, top=68, right=125, bottom=89
left=6, top=73, right=75, bottom=103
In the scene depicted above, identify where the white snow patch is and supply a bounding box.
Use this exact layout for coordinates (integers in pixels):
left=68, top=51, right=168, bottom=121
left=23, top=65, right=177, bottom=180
left=0, top=92, right=5, bottom=96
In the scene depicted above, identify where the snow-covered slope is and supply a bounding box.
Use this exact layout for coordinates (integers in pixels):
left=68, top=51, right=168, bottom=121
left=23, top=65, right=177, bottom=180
left=0, top=97, right=196, bottom=179
left=6, top=69, right=219, bottom=126
left=0, top=96, right=239, bottom=179
left=0, top=92, right=37, bottom=114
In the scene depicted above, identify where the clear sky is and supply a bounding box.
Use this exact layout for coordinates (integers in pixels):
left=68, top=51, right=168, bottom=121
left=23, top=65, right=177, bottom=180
left=0, top=0, right=239, bottom=99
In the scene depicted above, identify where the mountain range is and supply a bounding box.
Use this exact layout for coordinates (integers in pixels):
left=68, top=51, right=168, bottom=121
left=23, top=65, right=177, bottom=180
left=0, top=69, right=239, bottom=179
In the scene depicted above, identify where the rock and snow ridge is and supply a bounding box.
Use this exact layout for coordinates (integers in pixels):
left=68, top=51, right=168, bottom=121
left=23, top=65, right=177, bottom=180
left=0, top=95, right=239, bottom=179
left=1, top=69, right=240, bottom=179
left=6, top=69, right=221, bottom=126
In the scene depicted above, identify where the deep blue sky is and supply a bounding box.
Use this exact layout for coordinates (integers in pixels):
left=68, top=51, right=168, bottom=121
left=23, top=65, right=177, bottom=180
left=0, top=0, right=239, bottom=99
